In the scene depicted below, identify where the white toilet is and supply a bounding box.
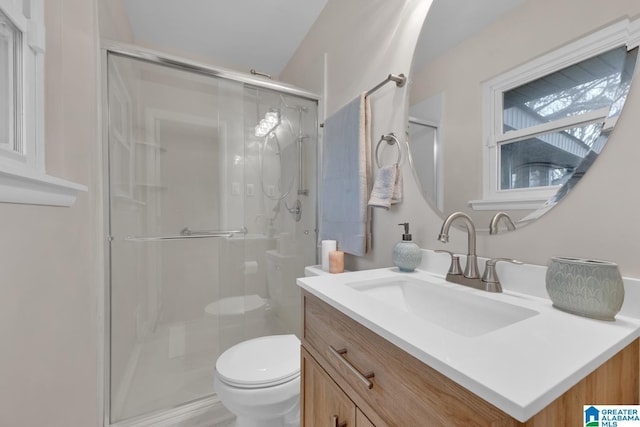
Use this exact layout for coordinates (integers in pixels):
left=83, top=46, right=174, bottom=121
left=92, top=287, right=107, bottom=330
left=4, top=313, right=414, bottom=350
left=214, top=265, right=328, bottom=426
left=214, top=334, right=301, bottom=427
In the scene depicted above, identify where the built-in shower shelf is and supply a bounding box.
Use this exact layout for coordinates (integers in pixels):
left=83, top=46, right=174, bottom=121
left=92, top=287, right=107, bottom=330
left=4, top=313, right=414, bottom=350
left=134, top=140, right=167, bottom=152
left=135, top=183, right=167, bottom=190
left=113, top=194, right=147, bottom=207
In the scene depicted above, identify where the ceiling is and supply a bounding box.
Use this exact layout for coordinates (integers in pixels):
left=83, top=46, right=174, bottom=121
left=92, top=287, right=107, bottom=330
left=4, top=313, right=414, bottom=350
left=121, top=0, right=526, bottom=79
left=122, top=0, right=329, bottom=77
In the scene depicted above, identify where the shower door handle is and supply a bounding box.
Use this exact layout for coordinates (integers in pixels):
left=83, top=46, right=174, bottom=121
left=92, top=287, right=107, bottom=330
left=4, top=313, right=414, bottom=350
left=123, top=229, right=247, bottom=242
left=122, top=227, right=248, bottom=241
left=179, top=227, right=247, bottom=237
left=124, top=234, right=231, bottom=241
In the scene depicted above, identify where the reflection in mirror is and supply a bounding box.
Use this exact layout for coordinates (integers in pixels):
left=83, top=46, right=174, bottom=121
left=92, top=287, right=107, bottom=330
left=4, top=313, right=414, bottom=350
left=408, top=116, right=442, bottom=211
left=483, top=44, right=636, bottom=210
left=408, top=0, right=640, bottom=232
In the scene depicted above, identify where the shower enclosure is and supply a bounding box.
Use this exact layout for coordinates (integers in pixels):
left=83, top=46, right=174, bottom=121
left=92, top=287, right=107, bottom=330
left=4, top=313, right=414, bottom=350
left=103, top=47, right=318, bottom=426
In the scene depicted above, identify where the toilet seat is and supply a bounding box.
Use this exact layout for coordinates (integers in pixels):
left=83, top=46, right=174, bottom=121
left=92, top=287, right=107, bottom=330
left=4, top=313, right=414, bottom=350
left=216, top=334, right=300, bottom=389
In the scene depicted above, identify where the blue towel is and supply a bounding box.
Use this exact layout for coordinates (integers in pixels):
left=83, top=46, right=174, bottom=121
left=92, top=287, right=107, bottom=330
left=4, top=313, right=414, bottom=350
left=319, top=94, right=371, bottom=256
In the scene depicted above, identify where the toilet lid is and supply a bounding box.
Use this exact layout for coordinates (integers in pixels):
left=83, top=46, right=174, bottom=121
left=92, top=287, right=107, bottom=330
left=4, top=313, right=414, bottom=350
left=216, top=334, right=300, bottom=388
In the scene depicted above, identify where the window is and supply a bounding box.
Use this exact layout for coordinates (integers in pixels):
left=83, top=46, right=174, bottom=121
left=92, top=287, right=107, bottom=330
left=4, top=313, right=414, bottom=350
left=0, top=8, right=20, bottom=154
left=475, top=19, right=639, bottom=211
left=0, top=0, right=86, bottom=206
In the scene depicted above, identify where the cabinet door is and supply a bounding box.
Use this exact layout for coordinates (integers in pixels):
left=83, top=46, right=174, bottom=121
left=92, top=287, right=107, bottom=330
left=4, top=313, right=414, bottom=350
left=356, top=408, right=375, bottom=427
left=302, top=348, right=356, bottom=427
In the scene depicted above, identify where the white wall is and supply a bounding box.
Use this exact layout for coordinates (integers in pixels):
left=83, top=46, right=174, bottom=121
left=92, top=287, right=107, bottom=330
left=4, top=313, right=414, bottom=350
left=282, top=0, right=640, bottom=279
left=0, top=0, right=101, bottom=426
left=98, top=0, right=133, bottom=43
left=281, top=0, right=434, bottom=269
left=281, top=0, right=438, bottom=271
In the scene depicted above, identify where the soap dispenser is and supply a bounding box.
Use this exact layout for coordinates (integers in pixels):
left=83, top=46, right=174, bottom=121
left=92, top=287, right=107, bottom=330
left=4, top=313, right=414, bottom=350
left=393, top=222, right=422, bottom=272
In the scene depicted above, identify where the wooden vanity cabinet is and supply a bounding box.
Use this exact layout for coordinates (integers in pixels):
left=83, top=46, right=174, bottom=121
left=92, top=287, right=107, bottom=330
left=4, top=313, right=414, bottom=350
left=302, top=347, right=375, bottom=427
left=301, top=291, right=639, bottom=427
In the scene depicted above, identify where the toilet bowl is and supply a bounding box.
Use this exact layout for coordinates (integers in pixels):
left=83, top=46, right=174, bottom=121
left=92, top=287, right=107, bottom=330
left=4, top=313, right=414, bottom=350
left=214, top=334, right=301, bottom=427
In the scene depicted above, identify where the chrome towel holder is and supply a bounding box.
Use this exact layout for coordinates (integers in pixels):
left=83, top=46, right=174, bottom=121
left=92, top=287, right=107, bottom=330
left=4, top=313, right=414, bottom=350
left=366, top=73, right=406, bottom=97
left=319, top=73, right=407, bottom=128
left=375, top=133, right=401, bottom=168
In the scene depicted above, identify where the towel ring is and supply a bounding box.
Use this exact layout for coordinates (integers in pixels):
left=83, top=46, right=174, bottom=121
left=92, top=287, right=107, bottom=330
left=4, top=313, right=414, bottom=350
left=375, top=133, right=402, bottom=168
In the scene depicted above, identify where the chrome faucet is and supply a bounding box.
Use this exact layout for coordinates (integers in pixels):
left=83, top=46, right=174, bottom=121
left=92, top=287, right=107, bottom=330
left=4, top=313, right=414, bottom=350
left=489, top=212, right=516, bottom=235
left=437, top=212, right=480, bottom=285
left=437, top=212, right=523, bottom=293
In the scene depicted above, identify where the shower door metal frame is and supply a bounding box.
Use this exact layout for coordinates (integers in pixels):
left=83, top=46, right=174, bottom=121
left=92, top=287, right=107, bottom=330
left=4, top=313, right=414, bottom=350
left=99, top=40, right=320, bottom=427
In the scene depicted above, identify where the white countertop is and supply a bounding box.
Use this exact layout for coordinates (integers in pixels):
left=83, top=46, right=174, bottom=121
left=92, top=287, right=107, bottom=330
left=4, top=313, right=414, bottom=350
left=297, top=260, right=640, bottom=422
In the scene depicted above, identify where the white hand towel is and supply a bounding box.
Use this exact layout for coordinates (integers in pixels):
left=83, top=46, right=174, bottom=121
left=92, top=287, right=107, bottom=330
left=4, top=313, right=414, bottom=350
left=368, top=164, right=399, bottom=209
left=391, top=165, right=402, bottom=205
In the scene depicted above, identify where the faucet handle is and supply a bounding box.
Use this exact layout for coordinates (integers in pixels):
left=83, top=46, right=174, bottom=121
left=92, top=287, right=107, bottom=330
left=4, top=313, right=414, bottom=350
left=435, top=250, right=463, bottom=275
left=489, top=212, right=516, bottom=235
left=481, top=258, right=523, bottom=292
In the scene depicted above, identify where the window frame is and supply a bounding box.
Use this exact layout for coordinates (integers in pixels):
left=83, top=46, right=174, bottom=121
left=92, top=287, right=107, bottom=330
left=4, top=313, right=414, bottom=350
left=0, top=0, right=86, bottom=207
left=473, top=18, right=640, bottom=211
left=0, top=2, right=23, bottom=157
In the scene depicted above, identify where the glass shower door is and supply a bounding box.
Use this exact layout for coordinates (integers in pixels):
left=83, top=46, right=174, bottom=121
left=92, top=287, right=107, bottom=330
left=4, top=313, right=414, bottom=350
left=107, top=53, right=246, bottom=423
left=242, top=86, right=318, bottom=337
left=106, top=50, right=318, bottom=426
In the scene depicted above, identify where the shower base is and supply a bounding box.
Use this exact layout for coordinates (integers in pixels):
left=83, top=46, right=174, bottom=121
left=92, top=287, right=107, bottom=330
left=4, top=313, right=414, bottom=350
left=110, top=313, right=289, bottom=427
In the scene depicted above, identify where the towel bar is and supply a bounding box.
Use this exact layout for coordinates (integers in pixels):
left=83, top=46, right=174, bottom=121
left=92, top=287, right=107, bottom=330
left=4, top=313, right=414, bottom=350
left=375, top=133, right=402, bottom=168
left=366, top=73, right=406, bottom=97
left=319, top=74, right=407, bottom=128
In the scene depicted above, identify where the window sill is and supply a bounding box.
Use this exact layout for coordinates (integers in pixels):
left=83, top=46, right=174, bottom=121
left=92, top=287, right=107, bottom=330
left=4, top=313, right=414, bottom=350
left=469, top=197, right=548, bottom=211
left=0, top=165, right=88, bottom=207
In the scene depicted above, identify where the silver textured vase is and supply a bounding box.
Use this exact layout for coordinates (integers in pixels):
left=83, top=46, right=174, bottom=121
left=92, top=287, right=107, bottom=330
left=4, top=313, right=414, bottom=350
left=545, top=257, right=624, bottom=321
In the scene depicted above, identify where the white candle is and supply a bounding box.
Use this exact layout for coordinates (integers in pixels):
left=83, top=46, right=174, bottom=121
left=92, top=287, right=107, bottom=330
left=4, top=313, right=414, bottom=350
left=321, top=240, right=337, bottom=271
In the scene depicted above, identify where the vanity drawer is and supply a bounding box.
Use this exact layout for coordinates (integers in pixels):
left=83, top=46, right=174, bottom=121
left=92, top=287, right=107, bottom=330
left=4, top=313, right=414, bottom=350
left=302, top=292, right=517, bottom=427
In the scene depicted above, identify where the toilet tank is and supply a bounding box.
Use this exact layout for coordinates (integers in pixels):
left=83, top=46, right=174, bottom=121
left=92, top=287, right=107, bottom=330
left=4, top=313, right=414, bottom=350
left=265, top=249, right=306, bottom=334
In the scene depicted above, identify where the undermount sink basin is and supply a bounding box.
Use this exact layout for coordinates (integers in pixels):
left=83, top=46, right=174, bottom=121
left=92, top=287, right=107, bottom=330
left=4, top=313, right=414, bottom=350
left=345, top=276, right=538, bottom=337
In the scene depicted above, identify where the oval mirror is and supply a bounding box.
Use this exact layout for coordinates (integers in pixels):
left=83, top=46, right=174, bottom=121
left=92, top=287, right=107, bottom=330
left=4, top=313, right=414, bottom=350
left=408, top=0, right=639, bottom=233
